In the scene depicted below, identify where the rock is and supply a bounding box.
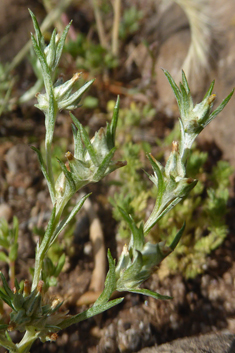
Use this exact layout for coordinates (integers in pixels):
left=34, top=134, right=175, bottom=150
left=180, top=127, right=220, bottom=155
left=138, top=332, right=235, bottom=353
left=0, top=203, right=12, bottom=221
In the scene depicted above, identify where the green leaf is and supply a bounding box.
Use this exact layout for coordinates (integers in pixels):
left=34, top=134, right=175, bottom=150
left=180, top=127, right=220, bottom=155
left=28, top=9, right=45, bottom=50
left=147, top=154, right=164, bottom=201
left=52, top=193, right=91, bottom=246
left=179, top=82, right=191, bottom=117
left=92, top=147, right=116, bottom=182
left=57, top=158, right=76, bottom=193
left=46, top=29, right=57, bottom=68
left=181, top=70, right=190, bottom=94
left=93, top=249, right=116, bottom=306
left=126, top=288, right=172, bottom=300
left=107, top=95, right=120, bottom=149
left=59, top=298, right=124, bottom=329
left=12, top=293, right=24, bottom=311
left=0, top=332, right=18, bottom=351
left=44, top=324, right=61, bottom=331
left=163, top=69, right=181, bottom=109
left=14, top=278, right=20, bottom=292
left=31, top=146, right=55, bottom=203
left=77, top=122, right=99, bottom=166
left=207, top=89, right=234, bottom=126
left=203, top=80, right=215, bottom=100
left=0, top=239, right=9, bottom=248
left=71, top=123, right=84, bottom=160
left=43, top=257, right=55, bottom=276
left=118, top=207, right=144, bottom=251
left=31, top=34, right=52, bottom=95
left=0, top=324, right=8, bottom=330
left=0, top=252, right=8, bottom=263
left=54, top=253, right=66, bottom=277
left=144, top=195, right=182, bottom=236
left=0, top=288, right=14, bottom=309
left=118, top=251, right=143, bottom=286
left=9, top=243, right=18, bottom=262
left=46, top=88, right=57, bottom=143
left=0, top=272, right=13, bottom=299
left=37, top=206, right=56, bottom=258
left=12, top=216, right=19, bottom=243
left=169, top=222, right=185, bottom=250
left=59, top=79, right=95, bottom=110
left=53, top=21, right=72, bottom=71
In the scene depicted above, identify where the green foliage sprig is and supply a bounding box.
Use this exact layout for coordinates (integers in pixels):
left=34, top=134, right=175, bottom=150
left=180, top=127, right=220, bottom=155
left=0, top=10, right=233, bottom=352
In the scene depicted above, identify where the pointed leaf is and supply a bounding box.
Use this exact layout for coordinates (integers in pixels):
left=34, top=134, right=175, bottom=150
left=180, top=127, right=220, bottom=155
left=29, top=9, right=45, bottom=49
left=0, top=332, right=18, bottom=350
left=181, top=70, right=190, bottom=94
left=163, top=69, right=181, bottom=109
left=78, top=123, right=99, bottom=166
left=207, top=89, right=234, bottom=126
left=46, top=29, right=57, bottom=68
left=147, top=154, right=164, bottom=203
left=119, top=251, right=143, bottom=283
left=46, top=88, right=57, bottom=143
left=9, top=243, right=18, bottom=262
left=12, top=216, right=19, bottom=243
left=53, top=21, right=72, bottom=70
left=144, top=195, right=182, bottom=235
left=0, top=252, right=8, bottom=263
left=107, top=96, right=120, bottom=149
left=44, top=324, right=61, bottom=331
left=31, top=146, right=55, bottom=203
left=179, top=82, right=190, bottom=117
left=31, top=34, right=52, bottom=95
left=38, top=206, right=56, bottom=258
left=92, top=147, right=116, bottom=182
left=93, top=249, right=116, bottom=307
left=59, top=297, right=124, bottom=329
left=14, top=278, right=20, bottom=292
left=0, top=239, right=9, bottom=248
left=0, top=289, right=14, bottom=309
left=169, top=222, right=185, bottom=250
left=0, top=272, right=13, bottom=299
left=57, top=158, right=76, bottom=193
left=54, top=253, right=66, bottom=277
left=126, top=288, right=172, bottom=300
left=118, top=207, right=144, bottom=251
left=52, top=193, right=91, bottom=246
left=71, top=123, right=84, bottom=160
left=203, top=80, right=215, bottom=100
left=58, top=79, right=95, bottom=110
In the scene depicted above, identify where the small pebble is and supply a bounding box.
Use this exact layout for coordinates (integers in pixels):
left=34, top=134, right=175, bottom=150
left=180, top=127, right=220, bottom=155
left=0, top=203, right=12, bottom=221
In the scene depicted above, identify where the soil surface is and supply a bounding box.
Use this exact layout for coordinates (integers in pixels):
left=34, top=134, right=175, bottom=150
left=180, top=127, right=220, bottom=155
left=1, top=1, right=235, bottom=353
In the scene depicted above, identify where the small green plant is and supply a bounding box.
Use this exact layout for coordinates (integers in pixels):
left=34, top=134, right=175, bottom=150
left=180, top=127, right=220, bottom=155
left=65, top=34, right=119, bottom=74
left=0, top=10, right=233, bottom=352
left=0, top=63, right=16, bottom=116
left=111, top=102, right=234, bottom=279
left=155, top=150, right=233, bottom=279
left=119, top=6, right=143, bottom=40
left=0, top=217, right=19, bottom=288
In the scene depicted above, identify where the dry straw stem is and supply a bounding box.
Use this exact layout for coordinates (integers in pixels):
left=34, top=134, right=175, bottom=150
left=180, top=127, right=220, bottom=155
left=174, top=0, right=219, bottom=80
left=111, top=0, right=121, bottom=56
left=91, top=0, right=108, bottom=49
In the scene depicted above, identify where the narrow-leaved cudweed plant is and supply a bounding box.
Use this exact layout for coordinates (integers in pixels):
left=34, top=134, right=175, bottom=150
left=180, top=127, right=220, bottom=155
left=0, top=11, right=233, bottom=353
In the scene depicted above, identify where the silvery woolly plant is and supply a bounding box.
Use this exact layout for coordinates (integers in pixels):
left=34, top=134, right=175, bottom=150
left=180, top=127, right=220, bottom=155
left=0, top=10, right=233, bottom=353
